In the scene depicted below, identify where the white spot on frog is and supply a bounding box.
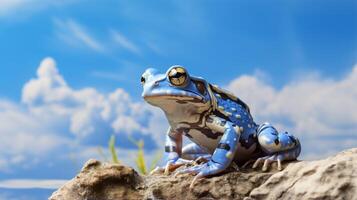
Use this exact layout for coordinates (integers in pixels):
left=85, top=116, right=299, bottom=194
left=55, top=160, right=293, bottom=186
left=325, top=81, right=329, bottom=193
left=226, top=151, right=233, bottom=159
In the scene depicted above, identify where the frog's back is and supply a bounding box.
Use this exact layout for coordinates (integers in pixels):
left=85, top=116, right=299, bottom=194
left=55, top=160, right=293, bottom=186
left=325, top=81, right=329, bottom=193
left=209, top=84, right=250, bottom=114
left=210, top=84, right=260, bottom=162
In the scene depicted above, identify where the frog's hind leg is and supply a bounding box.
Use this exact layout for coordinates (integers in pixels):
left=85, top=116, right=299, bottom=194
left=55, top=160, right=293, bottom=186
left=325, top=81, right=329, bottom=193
left=253, top=122, right=301, bottom=171
left=182, top=143, right=211, bottom=163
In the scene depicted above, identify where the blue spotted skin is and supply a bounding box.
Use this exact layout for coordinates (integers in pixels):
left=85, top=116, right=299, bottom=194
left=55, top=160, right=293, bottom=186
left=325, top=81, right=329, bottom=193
left=257, top=123, right=301, bottom=159
left=214, top=92, right=258, bottom=151
left=141, top=66, right=301, bottom=178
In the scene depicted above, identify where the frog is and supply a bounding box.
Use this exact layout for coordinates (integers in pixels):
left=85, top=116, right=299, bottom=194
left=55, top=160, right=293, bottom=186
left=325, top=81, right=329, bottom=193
left=141, top=66, right=301, bottom=187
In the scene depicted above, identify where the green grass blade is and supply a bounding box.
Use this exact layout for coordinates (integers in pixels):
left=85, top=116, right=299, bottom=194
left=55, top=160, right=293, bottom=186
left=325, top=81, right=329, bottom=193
left=128, top=136, right=147, bottom=175
left=135, top=140, right=147, bottom=174
left=109, top=135, right=119, bottom=164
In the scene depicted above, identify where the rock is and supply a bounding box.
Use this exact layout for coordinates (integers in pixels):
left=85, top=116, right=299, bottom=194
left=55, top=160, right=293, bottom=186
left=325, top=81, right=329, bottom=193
left=49, top=159, right=144, bottom=200
left=248, top=148, right=357, bottom=200
left=49, top=149, right=357, bottom=200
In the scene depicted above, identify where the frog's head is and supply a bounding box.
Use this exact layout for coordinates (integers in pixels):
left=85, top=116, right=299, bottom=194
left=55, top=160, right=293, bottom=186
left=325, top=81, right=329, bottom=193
left=141, top=66, right=212, bottom=117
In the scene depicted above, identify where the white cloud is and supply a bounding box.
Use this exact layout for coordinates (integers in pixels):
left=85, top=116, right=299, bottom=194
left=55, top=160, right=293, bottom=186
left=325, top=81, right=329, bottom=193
left=0, top=57, right=167, bottom=172
left=22, top=57, right=165, bottom=138
left=227, top=66, right=357, bottom=158
left=0, top=99, right=70, bottom=172
left=111, top=30, right=140, bottom=54
left=54, top=19, right=105, bottom=52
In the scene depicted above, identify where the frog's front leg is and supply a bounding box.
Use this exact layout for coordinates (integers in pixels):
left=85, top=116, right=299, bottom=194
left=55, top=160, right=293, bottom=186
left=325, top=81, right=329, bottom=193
left=164, top=127, right=198, bottom=174
left=253, top=122, right=301, bottom=171
left=150, top=127, right=192, bottom=175
left=175, top=115, right=241, bottom=188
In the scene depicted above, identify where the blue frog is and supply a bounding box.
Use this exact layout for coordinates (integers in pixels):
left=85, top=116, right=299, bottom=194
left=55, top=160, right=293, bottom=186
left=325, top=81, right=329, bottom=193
left=141, top=66, right=301, bottom=187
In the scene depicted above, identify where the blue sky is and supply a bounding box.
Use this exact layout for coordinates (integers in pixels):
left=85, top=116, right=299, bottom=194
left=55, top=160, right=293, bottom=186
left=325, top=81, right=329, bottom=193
left=0, top=0, right=356, bottom=198
left=1, top=0, right=356, bottom=100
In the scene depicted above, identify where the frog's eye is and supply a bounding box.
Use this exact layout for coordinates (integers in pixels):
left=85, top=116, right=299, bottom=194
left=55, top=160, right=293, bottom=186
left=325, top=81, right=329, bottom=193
left=140, top=76, right=146, bottom=85
left=168, top=67, right=188, bottom=86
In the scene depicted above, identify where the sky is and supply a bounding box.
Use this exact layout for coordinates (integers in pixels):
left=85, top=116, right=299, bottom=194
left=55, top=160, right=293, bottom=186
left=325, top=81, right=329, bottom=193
left=0, top=0, right=356, bottom=198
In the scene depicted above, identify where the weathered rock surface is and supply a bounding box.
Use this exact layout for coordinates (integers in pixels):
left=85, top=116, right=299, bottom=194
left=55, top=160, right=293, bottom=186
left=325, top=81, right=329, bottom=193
left=49, top=148, right=357, bottom=200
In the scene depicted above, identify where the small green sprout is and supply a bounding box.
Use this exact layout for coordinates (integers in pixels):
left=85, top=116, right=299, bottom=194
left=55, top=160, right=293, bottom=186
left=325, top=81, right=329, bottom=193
left=109, top=135, right=119, bottom=164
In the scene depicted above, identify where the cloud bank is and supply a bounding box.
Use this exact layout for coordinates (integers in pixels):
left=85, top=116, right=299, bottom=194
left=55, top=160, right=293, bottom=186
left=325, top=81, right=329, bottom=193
left=0, top=99, right=70, bottom=172
left=0, top=57, right=356, bottom=174
left=0, top=57, right=166, bottom=172
left=22, top=57, right=164, bottom=138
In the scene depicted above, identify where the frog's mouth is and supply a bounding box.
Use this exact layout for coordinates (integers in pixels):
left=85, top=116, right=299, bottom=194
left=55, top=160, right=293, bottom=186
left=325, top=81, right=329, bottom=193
left=144, top=93, right=203, bottom=102
left=143, top=90, right=205, bottom=106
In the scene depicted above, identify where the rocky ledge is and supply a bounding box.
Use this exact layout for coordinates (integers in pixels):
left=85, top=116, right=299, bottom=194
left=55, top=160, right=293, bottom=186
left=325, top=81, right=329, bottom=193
left=49, top=148, right=357, bottom=200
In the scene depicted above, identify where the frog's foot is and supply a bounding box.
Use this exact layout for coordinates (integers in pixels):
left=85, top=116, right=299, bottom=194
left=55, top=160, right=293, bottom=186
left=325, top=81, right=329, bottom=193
left=252, top=154, right=282, bottom=171
left=174, top=160, right=225, bottom=189
left=150, top=158, right=194, bottom=175
left=254, top=122, right=301, bottom=172
left=193, top=156, right=210, bottom=165
left=252, top=142, right=302, bottom=172
left=149, top=164, right=183, bottom=175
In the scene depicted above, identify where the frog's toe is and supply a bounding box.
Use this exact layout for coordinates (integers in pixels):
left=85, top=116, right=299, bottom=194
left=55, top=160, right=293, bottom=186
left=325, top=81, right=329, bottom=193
left=175, top=161, right=223, bottom=177
left=161, top=158, right=194, bottom=175
left=149, top=166, right=164, bottom=175
left=174, top=165, right=204, bottom=177
left=189, top=172, right=204, bottom=189
left=175, top=160, right=230, bottom=189
left=277, top=158, right=282, bottom=171
left=252, top=157, right=265, bottom=169
left=252, top=154, right=283, bottom=171
left=150, top=165, right=179, bottom=175
left=164, top=162, right=186, bottom=175
left=188, top=161, right=226, bottom=189
left=262, top=158, right=273, bottom=171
